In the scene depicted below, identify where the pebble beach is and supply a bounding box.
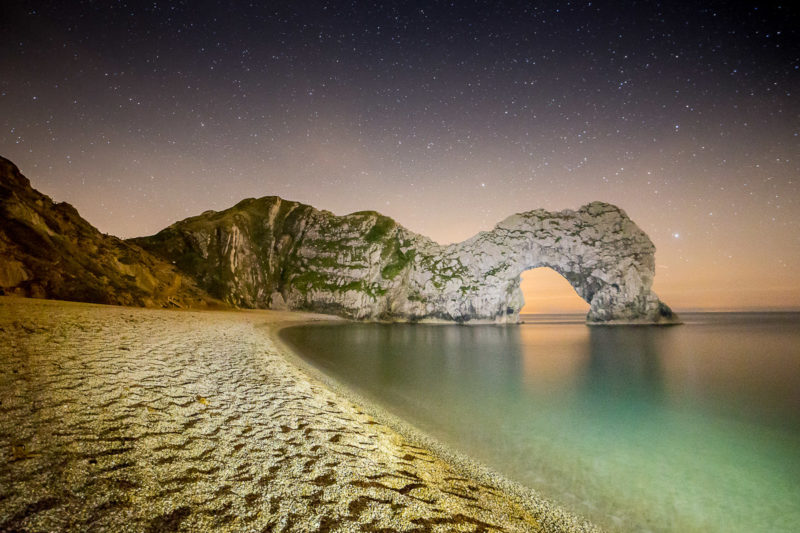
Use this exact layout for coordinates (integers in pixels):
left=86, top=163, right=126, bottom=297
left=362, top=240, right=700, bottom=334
left=0, top=297, right=596, bottom=532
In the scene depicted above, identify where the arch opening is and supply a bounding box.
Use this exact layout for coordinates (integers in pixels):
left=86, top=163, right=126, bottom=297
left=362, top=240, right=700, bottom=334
left=519, top=267, right=591, bottom=315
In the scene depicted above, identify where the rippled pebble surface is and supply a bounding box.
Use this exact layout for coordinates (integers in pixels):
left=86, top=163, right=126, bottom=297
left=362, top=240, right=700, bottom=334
left=0, top=297, right=580, bottom=532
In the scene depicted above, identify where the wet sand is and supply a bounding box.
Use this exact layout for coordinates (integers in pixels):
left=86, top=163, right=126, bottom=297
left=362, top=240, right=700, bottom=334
left=0, top=297, right=597, bottom=532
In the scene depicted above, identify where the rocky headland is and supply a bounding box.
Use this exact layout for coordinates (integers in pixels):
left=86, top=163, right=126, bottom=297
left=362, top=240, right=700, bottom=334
left=1, top=155, right=677, bottom=324
left=134, top=199, right=677, bottom=325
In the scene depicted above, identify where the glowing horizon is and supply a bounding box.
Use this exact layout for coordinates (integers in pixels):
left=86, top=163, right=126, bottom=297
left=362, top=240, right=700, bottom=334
left=520, top=267, right=800, bottom=314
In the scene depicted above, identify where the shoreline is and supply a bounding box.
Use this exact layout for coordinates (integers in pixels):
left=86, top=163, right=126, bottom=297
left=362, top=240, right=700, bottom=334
left=0, top=296, right=599, bottom=532
left=268, top=318, right=599, bottom=533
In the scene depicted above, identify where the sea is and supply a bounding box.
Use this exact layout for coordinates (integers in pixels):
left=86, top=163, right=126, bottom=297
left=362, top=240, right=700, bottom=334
left=280, top=312, right=800, bottom=532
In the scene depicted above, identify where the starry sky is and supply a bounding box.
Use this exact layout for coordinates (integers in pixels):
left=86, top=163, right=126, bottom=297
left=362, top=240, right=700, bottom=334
left=2, top=1, right=798, bottom=311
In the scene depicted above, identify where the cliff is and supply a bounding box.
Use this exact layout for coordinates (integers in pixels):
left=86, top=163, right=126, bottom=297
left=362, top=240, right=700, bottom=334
left=0, top=154, right=676, bottom=323
left=133, top=196, right=678, bottom=324
left=0, top=156, right=220, bottom=308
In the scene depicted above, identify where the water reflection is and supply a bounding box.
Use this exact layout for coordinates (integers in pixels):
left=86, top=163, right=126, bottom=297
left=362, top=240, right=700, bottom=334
left=322, top=324, right=529, bottom=404
left=280, top=314, right=800, bottom=533
left=581, top=327, right=668, bottom=408
left=518, top=323, right=589, bottom=389
left=282, top=316, right=800, bottom=428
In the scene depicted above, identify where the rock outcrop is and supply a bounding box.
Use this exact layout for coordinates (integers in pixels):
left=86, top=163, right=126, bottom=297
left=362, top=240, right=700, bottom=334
left=0, top=154, right=676, bottom=324
left=134, top=196, right=679, bottom=324
left=0, top=156, right=220, bottom=308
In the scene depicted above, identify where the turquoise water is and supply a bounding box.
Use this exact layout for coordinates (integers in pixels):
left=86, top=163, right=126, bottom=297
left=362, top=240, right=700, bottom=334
left=280, top=313, right=800, bottom=532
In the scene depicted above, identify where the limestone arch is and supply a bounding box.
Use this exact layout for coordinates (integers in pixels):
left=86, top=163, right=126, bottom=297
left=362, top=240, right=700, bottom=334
left=440, top=203, right=680, bottom=324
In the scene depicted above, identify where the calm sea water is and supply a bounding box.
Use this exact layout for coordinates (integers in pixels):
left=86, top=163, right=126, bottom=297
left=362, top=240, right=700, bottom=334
left=280, top=313, right=800, bottom=532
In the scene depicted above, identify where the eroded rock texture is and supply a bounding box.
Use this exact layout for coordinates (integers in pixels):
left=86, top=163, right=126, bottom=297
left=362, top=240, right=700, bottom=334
left=135, top=196, right=678, bottom=324
left=0, top=156, right=219, bottom=308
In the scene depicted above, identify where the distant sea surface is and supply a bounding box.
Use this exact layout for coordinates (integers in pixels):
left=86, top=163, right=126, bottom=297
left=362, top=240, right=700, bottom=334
left=280, top=313, right=800, bottom=532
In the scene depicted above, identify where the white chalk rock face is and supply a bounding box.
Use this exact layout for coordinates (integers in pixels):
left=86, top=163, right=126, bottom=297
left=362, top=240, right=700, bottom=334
left=134, top=197, right=679, bottom=325
left=411, top=201, right=678, bottom=324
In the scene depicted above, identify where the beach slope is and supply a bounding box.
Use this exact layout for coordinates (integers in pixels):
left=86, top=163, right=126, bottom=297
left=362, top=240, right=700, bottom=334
left=0, top=297, right=596, bottom=532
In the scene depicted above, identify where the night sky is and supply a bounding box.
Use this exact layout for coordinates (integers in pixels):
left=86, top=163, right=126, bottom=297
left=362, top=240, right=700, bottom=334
left=2, top=1, right=798, bottom=311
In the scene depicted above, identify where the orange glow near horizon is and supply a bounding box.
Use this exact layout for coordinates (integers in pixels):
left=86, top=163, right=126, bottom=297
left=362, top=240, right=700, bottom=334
left=520, top=266, right=800, bottom=314
left=520, top=268, right=591, bottom=315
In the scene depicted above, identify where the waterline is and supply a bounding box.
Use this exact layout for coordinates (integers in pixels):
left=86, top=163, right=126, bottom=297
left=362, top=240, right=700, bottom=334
left=281, top=313, right=800, bottom=532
